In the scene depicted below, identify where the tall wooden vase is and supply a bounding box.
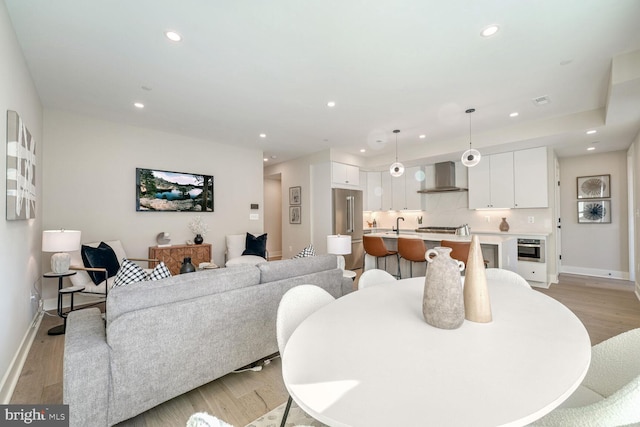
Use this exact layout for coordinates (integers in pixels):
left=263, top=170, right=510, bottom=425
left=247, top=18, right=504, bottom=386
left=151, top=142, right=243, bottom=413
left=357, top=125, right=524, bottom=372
left=463, top=235, right=492, bottom=323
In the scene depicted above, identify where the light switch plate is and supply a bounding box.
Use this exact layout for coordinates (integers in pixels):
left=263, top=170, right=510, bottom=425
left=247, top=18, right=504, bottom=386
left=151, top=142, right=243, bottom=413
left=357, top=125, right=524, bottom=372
left=249, top=213, right=259, bottom=220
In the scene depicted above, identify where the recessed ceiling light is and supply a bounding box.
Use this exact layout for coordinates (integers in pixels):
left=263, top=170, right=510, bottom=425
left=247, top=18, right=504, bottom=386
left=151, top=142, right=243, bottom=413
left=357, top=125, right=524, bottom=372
left=509, top=112, right=519, bottom=117
left=165, top=31, right=182, bottom=42
left=259, top=133, right=267, bottom=138
left=419, top=134, right=426, bottom=139
left=134, top=102, right=144, bottom=109
left=480, top=25, right=499, bottom=37
left=263, top=158, right=269, bottom=162
left=360, top=149, right=366, bottom=153
left=327, top=101, right=336, bottom=108
left=587, top=147, right=596, bottom=151
left=586, top=130, right=597, bottom=135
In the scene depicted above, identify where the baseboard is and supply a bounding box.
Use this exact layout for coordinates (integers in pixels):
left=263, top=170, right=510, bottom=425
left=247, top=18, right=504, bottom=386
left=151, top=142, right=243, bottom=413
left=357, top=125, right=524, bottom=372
left=0, top=310, right=43, bottom=404
left=560, top=266, right=630, bottom=281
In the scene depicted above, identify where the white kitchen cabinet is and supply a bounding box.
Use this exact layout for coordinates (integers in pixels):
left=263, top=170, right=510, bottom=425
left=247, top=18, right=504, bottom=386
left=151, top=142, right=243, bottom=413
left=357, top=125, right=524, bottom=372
left=331, top=162, right=360, bottom=187
left=468, top=152, right=514, bottom=209
left=381, top=172, right=393, bottom=210
left=517, top=260, right=547, bottom=283
left=365, top=171, right=382, bottom=211
left=514, top=147, right=548, bottom=208
left=405, top=166, right=423, bottom=210
left=391, top=173, right=406, bottom=210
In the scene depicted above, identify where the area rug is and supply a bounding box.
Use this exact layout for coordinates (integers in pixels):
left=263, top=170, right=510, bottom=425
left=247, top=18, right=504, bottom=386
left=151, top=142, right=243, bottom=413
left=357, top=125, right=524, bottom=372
left=244, top=401, right=327, bottom=427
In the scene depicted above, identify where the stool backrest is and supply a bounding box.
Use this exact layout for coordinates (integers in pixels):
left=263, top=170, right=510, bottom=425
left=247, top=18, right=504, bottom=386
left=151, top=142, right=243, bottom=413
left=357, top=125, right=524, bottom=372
left=363, top=235, right=391, bottom=257
left=398, top=237, right=427, bottom=262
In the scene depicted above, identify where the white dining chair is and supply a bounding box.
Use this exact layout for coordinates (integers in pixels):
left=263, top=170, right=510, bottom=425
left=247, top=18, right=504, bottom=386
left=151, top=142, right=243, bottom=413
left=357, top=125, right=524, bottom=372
left=484, top=268, right=531, bottom=289
left=358, top=269, right=397, bottom=290
left=532, top=327, right=640, bottom=426
left=277, top=285, right=336, bottom=427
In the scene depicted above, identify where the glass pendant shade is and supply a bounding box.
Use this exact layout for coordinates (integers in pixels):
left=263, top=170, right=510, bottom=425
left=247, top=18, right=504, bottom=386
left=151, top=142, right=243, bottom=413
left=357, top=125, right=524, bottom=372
left=389, top=129, right=404, bottom=177
left=390, top=162, right=405, bottom=177
left=461, top=149, right=481, bottom=167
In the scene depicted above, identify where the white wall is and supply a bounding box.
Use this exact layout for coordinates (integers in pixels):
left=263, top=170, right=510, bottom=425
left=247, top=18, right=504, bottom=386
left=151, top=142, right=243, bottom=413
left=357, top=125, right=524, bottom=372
left=559, top=151, right=629, bottom=278
left=630, top=132, right=640, bottom=297
left=264, top=175, right=282, bottom=258
left=42, top=109, right=264, bottom=301
left=0, top=1, right=43, bottom=400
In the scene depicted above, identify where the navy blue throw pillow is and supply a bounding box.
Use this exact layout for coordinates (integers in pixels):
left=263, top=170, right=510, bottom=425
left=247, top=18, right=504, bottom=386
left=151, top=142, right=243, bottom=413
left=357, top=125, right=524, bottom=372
left=81, top=242, right=120, bottom=285
left=242, top=233, right=267, bottom=258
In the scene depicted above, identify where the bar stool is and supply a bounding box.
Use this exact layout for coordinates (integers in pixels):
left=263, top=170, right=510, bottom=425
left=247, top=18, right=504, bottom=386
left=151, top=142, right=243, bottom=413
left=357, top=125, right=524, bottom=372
left=363, top=235, right=399, bottom=277
left=397, top=237, right=427, bottom=279
left=440, top=240, right=489, bottom=268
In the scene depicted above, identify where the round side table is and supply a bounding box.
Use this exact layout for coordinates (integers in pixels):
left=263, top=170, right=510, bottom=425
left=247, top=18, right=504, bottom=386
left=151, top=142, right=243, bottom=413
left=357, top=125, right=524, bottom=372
left=44, top=271, right=84, bottom=336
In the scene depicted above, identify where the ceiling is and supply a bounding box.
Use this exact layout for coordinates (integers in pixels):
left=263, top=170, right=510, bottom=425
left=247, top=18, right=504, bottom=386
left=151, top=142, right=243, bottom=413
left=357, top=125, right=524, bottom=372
left=5, top=0, right=640, bottom=169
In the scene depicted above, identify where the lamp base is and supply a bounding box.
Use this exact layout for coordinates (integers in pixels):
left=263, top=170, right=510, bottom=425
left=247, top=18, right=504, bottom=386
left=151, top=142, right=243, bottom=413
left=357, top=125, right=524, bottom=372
left=51, top=252, right=71, bottom=274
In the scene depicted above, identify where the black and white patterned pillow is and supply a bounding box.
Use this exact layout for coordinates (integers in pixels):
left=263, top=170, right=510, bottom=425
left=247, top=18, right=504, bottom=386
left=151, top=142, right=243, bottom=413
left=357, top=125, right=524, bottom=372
left=293, top=244, right=315, bottom=258
left=149, top=261, right=172, bottom=281
left=113, top=259, right=148, bottom=287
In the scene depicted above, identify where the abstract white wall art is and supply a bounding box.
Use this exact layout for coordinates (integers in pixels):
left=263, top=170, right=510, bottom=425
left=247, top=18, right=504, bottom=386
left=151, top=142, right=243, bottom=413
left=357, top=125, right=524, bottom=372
left=6, top=110, right=36, bottom=220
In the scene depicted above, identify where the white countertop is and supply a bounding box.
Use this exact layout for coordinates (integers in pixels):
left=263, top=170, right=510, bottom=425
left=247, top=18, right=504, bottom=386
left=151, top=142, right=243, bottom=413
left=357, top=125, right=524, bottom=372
left=367, top=231, right=515, bottom=245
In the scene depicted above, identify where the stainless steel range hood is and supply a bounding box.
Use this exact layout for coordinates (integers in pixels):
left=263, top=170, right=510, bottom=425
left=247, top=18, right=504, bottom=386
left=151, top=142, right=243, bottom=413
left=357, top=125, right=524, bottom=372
left=417, top=161, right=467, bottom=193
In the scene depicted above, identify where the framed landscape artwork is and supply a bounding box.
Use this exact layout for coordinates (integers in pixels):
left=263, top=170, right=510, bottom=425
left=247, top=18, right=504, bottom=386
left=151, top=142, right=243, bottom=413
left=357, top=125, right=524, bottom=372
left=136, top=168, right=214, bottom=212
left=577, top=174, right=610, bottom=199
left=578, top=200, right=611, bottom=224
left=6, top=110, right=36, bottom=220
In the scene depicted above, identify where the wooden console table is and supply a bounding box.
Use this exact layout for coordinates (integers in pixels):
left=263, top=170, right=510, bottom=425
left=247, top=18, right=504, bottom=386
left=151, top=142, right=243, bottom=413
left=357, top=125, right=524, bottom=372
left=149, top=244, right=212, bottom=275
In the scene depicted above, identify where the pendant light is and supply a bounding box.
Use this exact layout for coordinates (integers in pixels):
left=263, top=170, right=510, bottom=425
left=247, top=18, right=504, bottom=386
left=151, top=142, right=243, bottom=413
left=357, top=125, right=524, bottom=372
left=389, top=129, right=405, bottom=177
left=461, top=108, right=481, bottom=167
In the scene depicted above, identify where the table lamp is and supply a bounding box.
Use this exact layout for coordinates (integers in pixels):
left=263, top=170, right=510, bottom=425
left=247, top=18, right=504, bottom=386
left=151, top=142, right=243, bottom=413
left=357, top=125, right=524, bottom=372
left=42, top=229, right=82, bottom=274
left=327, top=234, right=352, bottom=255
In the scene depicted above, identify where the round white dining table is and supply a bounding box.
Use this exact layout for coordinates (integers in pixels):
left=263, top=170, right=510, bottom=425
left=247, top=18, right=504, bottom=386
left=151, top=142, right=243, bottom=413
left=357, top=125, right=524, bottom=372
left=282, top=277, right=591, bottom=427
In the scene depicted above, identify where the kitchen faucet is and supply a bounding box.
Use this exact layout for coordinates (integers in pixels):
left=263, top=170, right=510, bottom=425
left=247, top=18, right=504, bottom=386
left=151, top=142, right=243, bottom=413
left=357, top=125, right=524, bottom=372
left=393, top=216, right=405, bottom=235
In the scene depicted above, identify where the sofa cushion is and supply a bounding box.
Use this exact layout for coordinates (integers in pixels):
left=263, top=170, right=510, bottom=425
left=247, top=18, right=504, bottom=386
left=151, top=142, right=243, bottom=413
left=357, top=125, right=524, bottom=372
left=106, top=264, right=261, bottom=326
left=258, top=254, right=338, bottom=283
left=149, top=262, right=172, bottom=280
left=293, top=244, right=315, bottom=258
left=242, top=232, right=267, bottom=258
left=113, top=259, right=148, bottom=287
left=81, top=242, right=120, bottom=285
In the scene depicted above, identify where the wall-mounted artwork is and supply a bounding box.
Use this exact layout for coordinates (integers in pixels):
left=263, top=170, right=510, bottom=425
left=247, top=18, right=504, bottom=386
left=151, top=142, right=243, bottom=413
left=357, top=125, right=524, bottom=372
left=577, top=174, right=610, bottom=199
left=289, top=186, right=301, bottom=205
left=578, top=200, right=611, bottom=224
left=136, top=168, right=214, bottom=212
left=289, top=206, right=301, bottom=224
left=6, top=110, right=36, bottom=220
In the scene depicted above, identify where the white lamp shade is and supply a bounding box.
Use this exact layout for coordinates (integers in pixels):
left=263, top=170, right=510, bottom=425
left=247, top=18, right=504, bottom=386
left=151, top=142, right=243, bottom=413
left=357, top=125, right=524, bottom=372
left=327, top=235, right=352, bottom=255
left=42, top=230, right=82, bottom=252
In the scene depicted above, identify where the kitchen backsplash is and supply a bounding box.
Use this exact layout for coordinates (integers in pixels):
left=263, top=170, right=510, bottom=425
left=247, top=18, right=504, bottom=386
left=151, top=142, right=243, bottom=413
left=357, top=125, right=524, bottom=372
left=364, top=191, right=553, bottom=234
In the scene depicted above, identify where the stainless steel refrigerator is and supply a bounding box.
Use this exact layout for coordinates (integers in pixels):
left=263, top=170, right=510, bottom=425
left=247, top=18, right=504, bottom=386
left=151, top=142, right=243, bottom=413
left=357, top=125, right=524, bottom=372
left=332, top=188, right=364, bottom=270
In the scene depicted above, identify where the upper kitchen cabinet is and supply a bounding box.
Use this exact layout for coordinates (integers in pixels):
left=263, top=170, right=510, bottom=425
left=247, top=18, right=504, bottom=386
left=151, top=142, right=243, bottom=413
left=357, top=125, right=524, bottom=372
left=365, top=171, right=382, bottom=211
left=513, top=147, right=548, bottom=208
left=396, top=166, right=423, bottom=210
left=468, top=152, right=514, bottom=209
left=468, top=147, right=548, bottom=209
left=331, top=162, right=360, bottom=188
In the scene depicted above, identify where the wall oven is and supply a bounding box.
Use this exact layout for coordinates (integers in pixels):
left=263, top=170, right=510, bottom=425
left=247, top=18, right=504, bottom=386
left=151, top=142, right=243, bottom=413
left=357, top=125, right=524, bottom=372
left=517, top=239, right=545, bottom=263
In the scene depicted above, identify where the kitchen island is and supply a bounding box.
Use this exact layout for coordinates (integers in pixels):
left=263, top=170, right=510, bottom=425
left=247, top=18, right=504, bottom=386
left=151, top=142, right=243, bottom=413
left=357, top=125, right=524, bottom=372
left=364, top=232, right=517, bottom=278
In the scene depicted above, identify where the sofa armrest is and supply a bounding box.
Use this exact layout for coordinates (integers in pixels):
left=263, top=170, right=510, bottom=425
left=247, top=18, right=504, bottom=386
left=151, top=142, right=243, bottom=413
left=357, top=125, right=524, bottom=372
left=64, top=308, right=110, bottom=427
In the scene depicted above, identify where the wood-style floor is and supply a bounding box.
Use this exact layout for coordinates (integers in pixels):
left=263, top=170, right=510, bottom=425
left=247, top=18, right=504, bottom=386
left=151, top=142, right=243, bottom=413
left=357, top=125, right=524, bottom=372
left=10, top=273, right=640, bottom=426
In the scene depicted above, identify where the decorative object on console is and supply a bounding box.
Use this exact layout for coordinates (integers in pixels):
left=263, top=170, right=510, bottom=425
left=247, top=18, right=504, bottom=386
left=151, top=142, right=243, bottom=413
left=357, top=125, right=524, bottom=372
left=188, top=216, right=209, bottom=244
left=578, top=200, right=611, bottom=223
left=289, top=186, right=301, bottom=205
left=461, top=108, right=481, bottom=168
left=463, top=235, right=492, bottom=323
left=42, top=229, right=82, bottom=274
left=136, top=167, right=214, bottom=212
left=180, top=257, right=196, bottom=274
left=156, top=232, right=171, bottom=246
left=389, top=129, right=405, bottom=177
left=577, top=174, right=610, bottom=199
left=499, top=217, right=510, bottom=232
left=6, top=110, right=37, bottom=220
left=423, top=246, right=465, bottom=329
left=243, top=232, right=267, bottom=258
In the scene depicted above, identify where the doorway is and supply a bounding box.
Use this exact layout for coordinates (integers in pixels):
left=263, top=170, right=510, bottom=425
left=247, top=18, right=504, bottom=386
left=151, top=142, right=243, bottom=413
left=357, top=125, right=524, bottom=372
left=264, top=173, right=283, bottom=259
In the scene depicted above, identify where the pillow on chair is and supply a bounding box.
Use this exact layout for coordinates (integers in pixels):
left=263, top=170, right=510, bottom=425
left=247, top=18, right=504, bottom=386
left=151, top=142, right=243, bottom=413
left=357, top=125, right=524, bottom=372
left=114, top=259, right=172, bottom=287
left=294, top=244, right=315, bottom=258
left=81, top=242, right=120, bottom=285
left=242, top=233, right=267, bottom=258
